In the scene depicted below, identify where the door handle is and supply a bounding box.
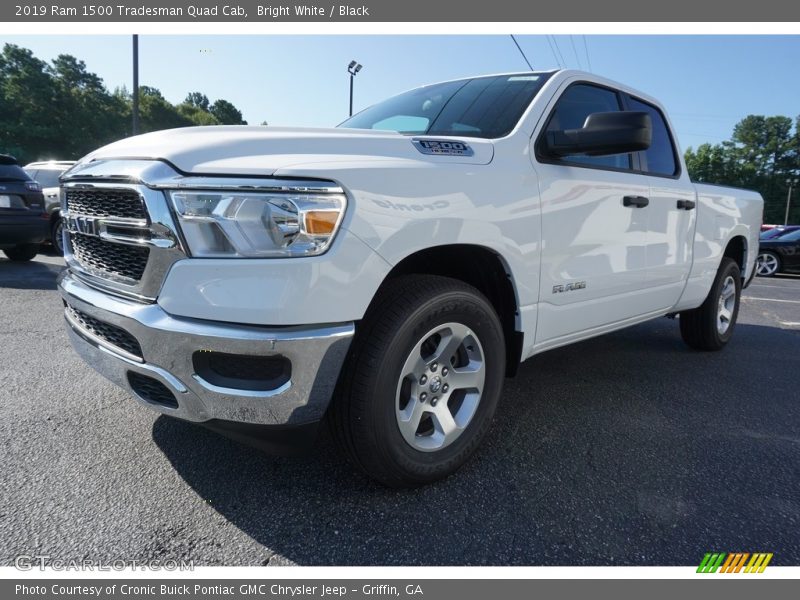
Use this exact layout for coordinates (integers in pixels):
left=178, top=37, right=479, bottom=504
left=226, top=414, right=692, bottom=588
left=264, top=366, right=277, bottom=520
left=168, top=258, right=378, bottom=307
left=677, top=199, right=696, bottom=210
left=623, top=195, right=649, bottom=208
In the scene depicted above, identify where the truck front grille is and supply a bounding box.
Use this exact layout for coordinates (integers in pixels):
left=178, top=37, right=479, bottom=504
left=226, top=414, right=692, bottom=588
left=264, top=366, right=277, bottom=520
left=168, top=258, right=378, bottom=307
left=65, top=188, right=147, bottom=220
left=66, top=304, right=143, bottom=359
left=70, top=233, right=150, bottom=281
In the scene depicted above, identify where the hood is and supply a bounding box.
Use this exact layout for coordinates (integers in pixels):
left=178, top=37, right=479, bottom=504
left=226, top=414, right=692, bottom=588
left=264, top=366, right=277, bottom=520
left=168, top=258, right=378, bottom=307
left=83, top=126, right=495, bottom=176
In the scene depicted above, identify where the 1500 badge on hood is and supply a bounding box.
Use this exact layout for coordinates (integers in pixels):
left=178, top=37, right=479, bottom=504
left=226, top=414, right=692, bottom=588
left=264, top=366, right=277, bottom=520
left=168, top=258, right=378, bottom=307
left=412, top=139, right=475, bottom=156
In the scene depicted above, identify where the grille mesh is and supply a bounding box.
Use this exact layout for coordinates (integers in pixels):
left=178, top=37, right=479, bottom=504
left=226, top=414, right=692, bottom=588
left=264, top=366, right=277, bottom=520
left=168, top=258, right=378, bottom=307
left=66, top=188, right=146, bottom=220
left=70, top=233, right=149, bottom=281
left=66, top=304, right=143, bottom=359
left=127, top=372, right=178, bottom=408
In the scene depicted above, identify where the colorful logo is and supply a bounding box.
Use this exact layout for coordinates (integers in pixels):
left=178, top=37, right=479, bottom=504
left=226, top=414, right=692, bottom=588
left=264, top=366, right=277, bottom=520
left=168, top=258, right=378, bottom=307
left=697, top=552, right=773, bottom=573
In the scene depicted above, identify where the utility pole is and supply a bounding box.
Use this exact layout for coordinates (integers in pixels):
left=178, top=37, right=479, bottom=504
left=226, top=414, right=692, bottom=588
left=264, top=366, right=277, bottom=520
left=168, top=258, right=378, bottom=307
left=786, top=179, right=796, bottom=226
left=132, top=34, right=139, bottom=135
left=347, top=60, right=362, bottom=117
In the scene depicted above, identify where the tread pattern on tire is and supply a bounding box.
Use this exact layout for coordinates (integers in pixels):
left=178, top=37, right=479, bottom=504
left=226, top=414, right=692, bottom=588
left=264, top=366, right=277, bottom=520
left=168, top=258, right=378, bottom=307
left=329, top=274, right=504, bottom=487
left=679, top=257, right=741, bottom=351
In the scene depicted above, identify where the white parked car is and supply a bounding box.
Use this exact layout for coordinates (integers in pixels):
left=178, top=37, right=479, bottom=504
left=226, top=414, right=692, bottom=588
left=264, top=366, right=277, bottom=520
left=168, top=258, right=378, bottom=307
left=24, top=160, right=76, bottom=254
left=57, top=70, right=763, bottom=486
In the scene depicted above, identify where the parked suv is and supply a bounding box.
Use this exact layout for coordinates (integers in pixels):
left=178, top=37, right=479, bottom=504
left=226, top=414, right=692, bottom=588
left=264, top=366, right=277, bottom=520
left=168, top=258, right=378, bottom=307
left=24, top=160, right=76, bottom=255
left=0, top=155, right=47, bottom=261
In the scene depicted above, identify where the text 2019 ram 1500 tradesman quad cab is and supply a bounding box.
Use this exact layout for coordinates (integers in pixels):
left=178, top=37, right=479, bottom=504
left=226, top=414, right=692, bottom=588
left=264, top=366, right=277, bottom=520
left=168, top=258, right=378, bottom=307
left=58, top=70, right=763, bottom=486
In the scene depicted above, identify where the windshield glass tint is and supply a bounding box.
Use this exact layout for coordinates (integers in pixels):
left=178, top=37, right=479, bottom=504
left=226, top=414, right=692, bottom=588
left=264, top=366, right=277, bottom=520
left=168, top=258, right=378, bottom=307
left=339, top=74, right=550, bottom=139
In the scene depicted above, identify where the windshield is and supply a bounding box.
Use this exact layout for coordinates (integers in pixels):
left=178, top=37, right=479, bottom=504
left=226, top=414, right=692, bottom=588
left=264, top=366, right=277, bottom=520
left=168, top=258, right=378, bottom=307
left=761, top=227, right=798, bottom=240
left=27, top=169, right=62, bottom=188
left=339, top=73, right=551, bottom=139
left=778, top=229, right=800, bottom=242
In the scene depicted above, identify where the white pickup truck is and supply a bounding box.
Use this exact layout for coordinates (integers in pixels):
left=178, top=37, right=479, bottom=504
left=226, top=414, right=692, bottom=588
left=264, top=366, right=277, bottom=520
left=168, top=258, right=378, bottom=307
left=58, top=70, right=763, bottom=486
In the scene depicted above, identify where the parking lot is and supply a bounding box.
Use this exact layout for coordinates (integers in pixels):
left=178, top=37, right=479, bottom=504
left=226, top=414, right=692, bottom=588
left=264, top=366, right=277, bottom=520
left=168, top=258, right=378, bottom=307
left=1, top=253, right=798, bottom=566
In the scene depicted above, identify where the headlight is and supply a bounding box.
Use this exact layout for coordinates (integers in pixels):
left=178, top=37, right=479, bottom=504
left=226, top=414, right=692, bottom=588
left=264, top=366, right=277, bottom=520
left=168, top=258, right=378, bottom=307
left=168, top=190, right=346, bottom=258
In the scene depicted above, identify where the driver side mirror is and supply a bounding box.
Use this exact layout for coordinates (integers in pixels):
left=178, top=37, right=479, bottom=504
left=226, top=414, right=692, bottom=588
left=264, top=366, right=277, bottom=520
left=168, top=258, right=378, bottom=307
left=544, top=111, right=652, bottom=157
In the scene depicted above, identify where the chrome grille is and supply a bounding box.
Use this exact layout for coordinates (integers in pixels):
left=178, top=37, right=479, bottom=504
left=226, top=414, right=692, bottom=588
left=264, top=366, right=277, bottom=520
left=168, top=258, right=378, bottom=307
left=70, top=233, right=150, bottom=281
left=65, top=188, right=147, bottom=220
left=66, top=304, right=143, bottom=359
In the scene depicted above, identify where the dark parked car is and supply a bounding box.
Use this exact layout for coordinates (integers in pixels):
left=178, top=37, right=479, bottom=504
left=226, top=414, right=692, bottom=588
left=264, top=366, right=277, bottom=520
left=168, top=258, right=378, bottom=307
left=0, top=155, right=48, bottom=261
left=757, top=228, right=800, bottom=276
left=760, top=225, right=800, bottom=240
left=24, top=160, right=75, bottom=255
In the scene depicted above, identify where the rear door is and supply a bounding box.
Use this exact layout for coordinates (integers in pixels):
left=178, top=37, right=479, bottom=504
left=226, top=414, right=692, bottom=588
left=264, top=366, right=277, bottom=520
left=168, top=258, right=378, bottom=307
left=626, top=95, right=697, bottom=309
left=532, top=82, right=653, bottom=348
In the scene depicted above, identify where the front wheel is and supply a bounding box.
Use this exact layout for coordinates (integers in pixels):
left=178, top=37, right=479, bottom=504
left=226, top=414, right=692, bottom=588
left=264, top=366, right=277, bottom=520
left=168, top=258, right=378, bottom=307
left=679, top=258, right=741, bottom=351
left=329, top=275, right=506, bottom=487
left=756, top=251, right=780, bottom=277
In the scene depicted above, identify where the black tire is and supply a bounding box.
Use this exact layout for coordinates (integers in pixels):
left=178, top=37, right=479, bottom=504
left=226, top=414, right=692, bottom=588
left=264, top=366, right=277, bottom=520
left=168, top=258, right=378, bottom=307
left=329, top=275, right=506, bottom=487
left=51, top=216, right=64, bottom=255
left=756, top=250, right=780, bottom=277
left=3, top=244, right=39, bottom=262
left=679, top=258, right=741, bottom=351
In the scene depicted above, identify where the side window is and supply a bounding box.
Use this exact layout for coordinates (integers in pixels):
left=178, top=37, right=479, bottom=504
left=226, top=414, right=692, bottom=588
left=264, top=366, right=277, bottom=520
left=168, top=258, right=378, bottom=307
left=543, top=84, right=631, bottom=170
left=627, top=97, right=678, bottom=177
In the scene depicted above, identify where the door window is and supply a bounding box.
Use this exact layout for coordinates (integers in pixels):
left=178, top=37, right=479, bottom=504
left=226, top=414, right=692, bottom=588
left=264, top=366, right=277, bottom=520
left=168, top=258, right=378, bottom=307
left=542, top=84, right=632, bottom=170
left=627, top=97, right=678, bottom=177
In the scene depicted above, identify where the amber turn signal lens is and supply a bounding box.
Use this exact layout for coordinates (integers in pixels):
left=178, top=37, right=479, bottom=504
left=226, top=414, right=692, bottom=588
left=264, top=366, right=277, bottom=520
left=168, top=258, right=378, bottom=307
left=304, top=210, right=339, bottom=235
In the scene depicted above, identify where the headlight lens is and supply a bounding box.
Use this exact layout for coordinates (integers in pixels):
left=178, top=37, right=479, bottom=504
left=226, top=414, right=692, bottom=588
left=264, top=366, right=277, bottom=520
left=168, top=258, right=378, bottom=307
left=168, top=190, right=346, bottom=257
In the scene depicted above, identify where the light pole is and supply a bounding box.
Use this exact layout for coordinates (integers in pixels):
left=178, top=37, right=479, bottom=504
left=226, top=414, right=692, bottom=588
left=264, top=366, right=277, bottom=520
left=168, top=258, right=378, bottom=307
left=347, top=60, right=363, bottom=117
left=785, top=177, right=798, bottom=226
left=132, top=34, right=139, bottom=135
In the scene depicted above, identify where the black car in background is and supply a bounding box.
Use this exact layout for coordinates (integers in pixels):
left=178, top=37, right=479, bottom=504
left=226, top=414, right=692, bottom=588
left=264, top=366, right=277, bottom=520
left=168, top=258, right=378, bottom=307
left=757, top=227, right=800, bottom=276
left=0, top=154, right=48, bottom=261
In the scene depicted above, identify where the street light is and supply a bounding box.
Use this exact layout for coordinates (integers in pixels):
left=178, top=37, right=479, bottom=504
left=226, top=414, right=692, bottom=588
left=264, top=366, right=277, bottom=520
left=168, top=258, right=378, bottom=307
left=347, top=60, right=363, bottom=117
left=786, top=177, right=799, bottom=226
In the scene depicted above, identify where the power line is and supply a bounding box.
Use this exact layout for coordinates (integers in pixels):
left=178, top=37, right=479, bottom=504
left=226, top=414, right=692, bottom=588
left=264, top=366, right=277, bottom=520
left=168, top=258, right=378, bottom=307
left=550, top=35, right=567, bottom=68
left=570, top=35, right=583, bottom=70
left=510, top=34, right=533, bottom=70
left=582, top=35, right=592, bottom=72
left=545, top=35, right=562, bottom=68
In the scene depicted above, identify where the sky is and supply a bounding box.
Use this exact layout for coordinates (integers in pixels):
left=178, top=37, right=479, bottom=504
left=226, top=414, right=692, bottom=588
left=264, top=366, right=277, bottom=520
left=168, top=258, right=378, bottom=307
left=4, top=34, right=800, bottom=151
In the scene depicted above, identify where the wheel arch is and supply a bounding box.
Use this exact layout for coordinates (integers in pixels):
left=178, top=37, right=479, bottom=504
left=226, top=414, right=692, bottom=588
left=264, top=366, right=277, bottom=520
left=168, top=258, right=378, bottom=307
left=722, top=234, right=748, bottom=279
left=372, top=244, right=523, bottom=377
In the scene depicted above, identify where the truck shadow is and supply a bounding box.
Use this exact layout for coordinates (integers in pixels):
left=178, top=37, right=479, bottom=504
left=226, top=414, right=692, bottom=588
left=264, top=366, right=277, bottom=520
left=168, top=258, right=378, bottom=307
left=151, top=320, right=800, bottom=565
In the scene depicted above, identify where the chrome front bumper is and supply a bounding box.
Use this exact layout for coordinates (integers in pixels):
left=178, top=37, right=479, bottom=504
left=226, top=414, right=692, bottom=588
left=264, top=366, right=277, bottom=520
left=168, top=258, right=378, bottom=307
left=58, top=270, right=354, bottom=426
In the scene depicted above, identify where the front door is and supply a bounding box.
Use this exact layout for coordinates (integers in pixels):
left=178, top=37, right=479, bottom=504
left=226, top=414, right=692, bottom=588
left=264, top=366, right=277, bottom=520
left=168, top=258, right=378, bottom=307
left=533, top=82, right=654, bottom=349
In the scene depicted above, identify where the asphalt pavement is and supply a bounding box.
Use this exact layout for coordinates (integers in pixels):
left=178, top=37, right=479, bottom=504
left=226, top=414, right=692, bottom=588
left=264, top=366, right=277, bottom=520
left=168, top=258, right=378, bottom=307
left=1, top=252, right=798, bottom=566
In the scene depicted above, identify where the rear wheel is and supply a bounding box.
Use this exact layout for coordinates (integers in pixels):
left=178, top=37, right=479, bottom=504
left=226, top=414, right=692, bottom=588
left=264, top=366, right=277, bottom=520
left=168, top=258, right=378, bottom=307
left=679, top=258, right=741, bottom=351
left=756, top=251, right=780, bottom=277
left=3, top=244, right=39, bottom=262
left=329, top=275, right=506, bottom=487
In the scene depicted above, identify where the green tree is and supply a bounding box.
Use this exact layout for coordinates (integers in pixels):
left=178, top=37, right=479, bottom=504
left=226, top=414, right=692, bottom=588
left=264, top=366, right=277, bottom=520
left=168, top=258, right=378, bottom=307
left=0, top=44, right=57, bottom=161
left=685, top=114, right=800, bottom=224
left=184, top=91, right=210, bottom=111
left=1, top=43, right=252, bottom=162
left=210, top=99, right=247, bottom=125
